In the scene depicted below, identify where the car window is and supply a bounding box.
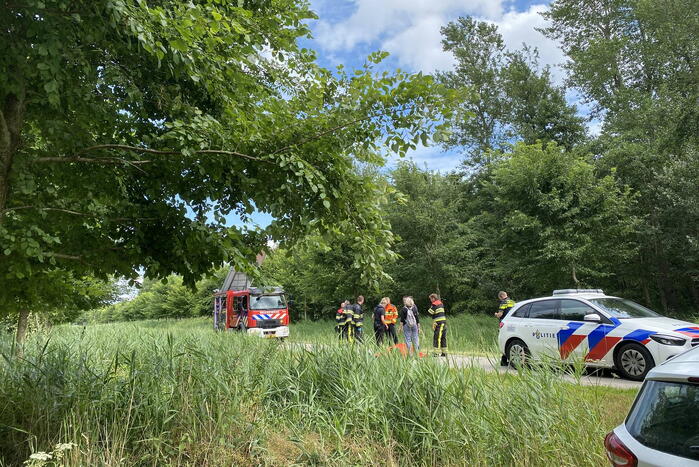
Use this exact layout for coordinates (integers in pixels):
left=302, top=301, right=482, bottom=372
left=511, top=303, right=531, bottom=318
left=528, top=300, right=559, bottom=319
left=590, top=298, right=660, bottom=319
left=626, top=380, right=699, bottom=461
left=559, top=299, right=596, bottom=321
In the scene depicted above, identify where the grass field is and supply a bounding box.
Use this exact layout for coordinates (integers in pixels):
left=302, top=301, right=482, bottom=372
left=290, top=314, right=500, bottom=355
left=0, top=317, right=637, bottom=466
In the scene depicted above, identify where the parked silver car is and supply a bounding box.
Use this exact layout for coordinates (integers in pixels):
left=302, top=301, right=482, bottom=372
left=605, top=345, right=699, bottom=466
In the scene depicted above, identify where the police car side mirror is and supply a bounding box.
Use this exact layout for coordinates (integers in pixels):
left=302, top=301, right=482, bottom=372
left=583, top=313, right=601, bottom=322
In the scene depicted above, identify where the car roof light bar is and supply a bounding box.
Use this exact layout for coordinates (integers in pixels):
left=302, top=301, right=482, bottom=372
left=552, top=289, right=605, bottom=295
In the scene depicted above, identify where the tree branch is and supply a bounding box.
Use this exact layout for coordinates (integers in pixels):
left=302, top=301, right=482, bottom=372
left=36, top=104, right=413, bottom=172
left=45, top=252, right=83, bottom=261
left=35, top=156, right=151, bottom=165
left=270, top=105, right=413, bottom=156
left=79, top=144, right=270, bottom=163
left=1, top=206, right=158, bottom=221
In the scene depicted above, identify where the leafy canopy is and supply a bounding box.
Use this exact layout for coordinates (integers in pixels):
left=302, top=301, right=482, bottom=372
left=0, top=0, right=452, bottom=313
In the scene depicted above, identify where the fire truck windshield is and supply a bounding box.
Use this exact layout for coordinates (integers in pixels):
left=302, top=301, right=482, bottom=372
left=250, top=294, right=287, bottom=310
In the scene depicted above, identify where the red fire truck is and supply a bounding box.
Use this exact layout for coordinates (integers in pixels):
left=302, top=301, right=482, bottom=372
left=213, top=268, right=290, bottom=339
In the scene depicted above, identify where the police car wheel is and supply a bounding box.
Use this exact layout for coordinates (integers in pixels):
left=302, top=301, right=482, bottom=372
left=615, top=342, right=655, bottom=381
left=506, top=339, right=530, bottom=369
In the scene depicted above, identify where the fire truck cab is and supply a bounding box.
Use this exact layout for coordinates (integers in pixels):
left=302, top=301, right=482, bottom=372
left=213, top=268, right=290, bottom=339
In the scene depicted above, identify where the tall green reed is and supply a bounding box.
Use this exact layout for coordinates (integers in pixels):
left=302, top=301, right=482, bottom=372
left=0, top=321, right=633, bottom=466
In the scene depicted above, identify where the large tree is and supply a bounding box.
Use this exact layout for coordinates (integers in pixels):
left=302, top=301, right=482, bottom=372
left=384, top=162, right=459, bottom=307
left=543, top=0, right=699, bottom=312
left=438, top=16, right=585, bottom=166
left=0, top=1, right=449, bottom=330
left=450, top=143, right=638, bottom=307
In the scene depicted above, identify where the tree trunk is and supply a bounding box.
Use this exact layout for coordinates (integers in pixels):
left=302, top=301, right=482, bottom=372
left=689, top=281, right=699, bottom=311
left=572, top=264, right=580, bottom=287
left=14, top=309, right=30, bottom=354
left=657, top=259, right=678, bottom=312
left=657, top=279, right=669, bottom=314
left=642, top=280, right=652, bottom=307
left=0, top=85, right=26, bottom=217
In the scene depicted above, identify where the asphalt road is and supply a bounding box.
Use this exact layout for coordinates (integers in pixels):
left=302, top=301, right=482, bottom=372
left=442, top=354, right=643, bottom=390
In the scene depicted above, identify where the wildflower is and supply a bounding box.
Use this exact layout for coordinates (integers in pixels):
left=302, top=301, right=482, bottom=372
left=28, top=452, right=52, bottom=461
left=54, top=442, right=76, bottom=452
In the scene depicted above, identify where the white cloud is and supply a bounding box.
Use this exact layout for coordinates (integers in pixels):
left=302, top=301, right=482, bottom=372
left=312, top=1, right=565, bottom=77
left=381, top=15, right=456, bottom=72
left=494, top=5, right=566, bottom=81
left=314, top=0, right=504, bottom=53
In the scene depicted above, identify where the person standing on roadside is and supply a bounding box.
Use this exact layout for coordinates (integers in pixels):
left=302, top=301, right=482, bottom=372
left=495, top=291, right=515, bottom=365
left=352, top=295, right=365, bottom=343
left=374, top=298, right=388, bottom=345
left=236, top=296, right=248, bottom=332
left=399, top=296, right=420, bottom=356
left=343, top=299, right=355, bottom=343
left=384, top=297, right=399, bottom=345
left=336, top=300, right=348, bottom=340
left=495, top=291, right=515, bottom=322
left=428, top=293, right=447, bottom=357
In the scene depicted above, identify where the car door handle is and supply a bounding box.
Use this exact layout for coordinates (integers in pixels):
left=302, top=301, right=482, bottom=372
left=560, top=326, right=570, bottom=331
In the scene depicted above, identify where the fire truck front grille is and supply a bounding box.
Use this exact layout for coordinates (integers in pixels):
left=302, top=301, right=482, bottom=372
left=257, top=319, right=282, bottom=329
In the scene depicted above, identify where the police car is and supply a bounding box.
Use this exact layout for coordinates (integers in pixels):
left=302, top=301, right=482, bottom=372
left=498, top=289, right=699, bottom=380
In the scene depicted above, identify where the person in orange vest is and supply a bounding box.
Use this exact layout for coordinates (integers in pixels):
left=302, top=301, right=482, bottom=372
left=428, top=293, right=447, bottom=357
left=384, top=297, right=399, bottom=345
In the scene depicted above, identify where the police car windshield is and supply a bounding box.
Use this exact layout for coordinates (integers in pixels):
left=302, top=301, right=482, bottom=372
left=589, top=298, right=660, bottom=319
left=250, top=294, right=286, bottom=310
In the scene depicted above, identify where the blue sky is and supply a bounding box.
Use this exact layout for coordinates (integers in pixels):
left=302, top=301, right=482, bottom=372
left=304, top=0, right=568, bottom=172
left=239, top=0, right=569, bottom=228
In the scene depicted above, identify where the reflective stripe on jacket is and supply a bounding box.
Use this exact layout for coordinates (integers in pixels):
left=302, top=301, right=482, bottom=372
left=352, top=304, right=364, bottom=327
left=384, top=304, right=398, bottom=324
left=336, top=309, right=345, bottom=326
left=429, top=300, right=446, bottom=322
left=499, top=298, right=515, bottom=317
left=343, top=306, right=354, bottom=325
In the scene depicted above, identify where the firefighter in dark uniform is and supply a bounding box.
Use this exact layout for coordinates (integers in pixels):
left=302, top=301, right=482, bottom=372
left=496, top=291, right=515, bottom=365
left=343, top=300, right=355, bottom=343
left=428, top=293, right=447, bottom=357
left=336, top=300, right=348, bottom=339
left=352, top=295, right=365, bottom=343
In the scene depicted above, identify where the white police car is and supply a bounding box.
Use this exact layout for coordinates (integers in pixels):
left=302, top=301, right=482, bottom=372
left=605, top=345, right=699, bottom=466
left=498, top=289, right=699, bottom=380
